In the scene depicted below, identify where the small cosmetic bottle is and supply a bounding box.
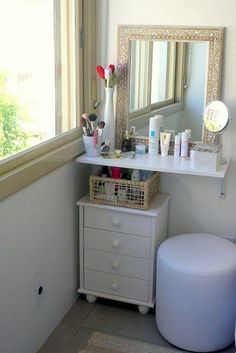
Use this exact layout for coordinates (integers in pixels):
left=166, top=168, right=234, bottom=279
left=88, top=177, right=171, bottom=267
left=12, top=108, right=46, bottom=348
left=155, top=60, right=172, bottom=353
left=181, top=132, right=188, bottom=158
left=121, top=130, right=131, bottom=152
left=131, top=169, right=141, bottom=199
left=185, top=129, right=192, bottom=140
left=111, top=167, right=122, bottom=179
left=174, top=135, right=181, bottom=157
left=131, top=169, right=140, bottom=181
left=100, top=166, right=109, bottom=177
left=135, top=144, right=146, bottom=154
left=129, top=126, right=137, bottom=137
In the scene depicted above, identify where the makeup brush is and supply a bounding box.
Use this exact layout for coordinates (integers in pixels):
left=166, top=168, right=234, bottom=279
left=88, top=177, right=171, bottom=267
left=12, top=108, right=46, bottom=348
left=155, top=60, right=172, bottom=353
left=97, top=121, right=105, bottom=136
left=81, top=117, right=87, bottom=136
left=82, top=113, right=91, bottom=130
left=88, top=113, right=97, bottom=131
left=98, top=121, right=105, bottom=129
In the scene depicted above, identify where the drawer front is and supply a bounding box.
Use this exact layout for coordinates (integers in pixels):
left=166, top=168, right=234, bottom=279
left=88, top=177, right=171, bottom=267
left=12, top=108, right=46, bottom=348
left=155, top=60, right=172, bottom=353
left=84, top=269, right=149, bottom=301
left=84, top=206, right=152, bottom=237
left=84, top=248, right=150, bottom=280
left=84, top=227, right=150, bottom=259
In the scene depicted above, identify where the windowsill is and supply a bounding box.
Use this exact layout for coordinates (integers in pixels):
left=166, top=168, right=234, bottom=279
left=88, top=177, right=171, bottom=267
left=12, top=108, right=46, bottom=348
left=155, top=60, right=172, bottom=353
left=0, top=130, right=85, bottom=200
left=130, top=102, right=184, bottom=129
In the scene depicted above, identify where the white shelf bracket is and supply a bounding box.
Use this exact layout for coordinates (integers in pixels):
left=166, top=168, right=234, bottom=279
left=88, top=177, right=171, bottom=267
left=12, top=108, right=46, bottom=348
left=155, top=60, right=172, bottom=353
left=220, top=178, right=226, bottom=199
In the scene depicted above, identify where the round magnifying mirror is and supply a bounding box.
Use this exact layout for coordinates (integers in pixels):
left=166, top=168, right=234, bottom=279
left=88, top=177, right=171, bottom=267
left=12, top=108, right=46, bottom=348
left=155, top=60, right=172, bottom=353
left=203, top=100, right=229, bottom=133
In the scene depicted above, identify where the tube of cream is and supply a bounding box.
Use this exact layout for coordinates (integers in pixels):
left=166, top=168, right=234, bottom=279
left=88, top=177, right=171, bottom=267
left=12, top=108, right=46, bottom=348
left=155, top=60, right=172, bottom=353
left=160, top=132, right=171, bottom=156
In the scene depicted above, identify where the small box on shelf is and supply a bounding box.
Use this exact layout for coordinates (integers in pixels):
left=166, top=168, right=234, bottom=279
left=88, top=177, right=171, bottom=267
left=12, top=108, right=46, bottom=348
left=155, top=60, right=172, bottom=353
left=191, top=143, right=222, bottom=171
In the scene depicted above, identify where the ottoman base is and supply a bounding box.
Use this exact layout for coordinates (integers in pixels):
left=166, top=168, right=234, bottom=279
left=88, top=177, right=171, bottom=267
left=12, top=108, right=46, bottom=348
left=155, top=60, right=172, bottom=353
left=156, top=234, right=236, bottom=352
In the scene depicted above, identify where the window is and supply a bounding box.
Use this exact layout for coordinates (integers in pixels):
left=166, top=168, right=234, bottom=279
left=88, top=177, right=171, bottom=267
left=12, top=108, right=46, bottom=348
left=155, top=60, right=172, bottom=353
left=0, top=0, right=78, bottom=161
left=0, top=0, right=97, bottom=200
left=129, top=40, right=185, bottom=118
left=151, top=41, right=175, bottom=105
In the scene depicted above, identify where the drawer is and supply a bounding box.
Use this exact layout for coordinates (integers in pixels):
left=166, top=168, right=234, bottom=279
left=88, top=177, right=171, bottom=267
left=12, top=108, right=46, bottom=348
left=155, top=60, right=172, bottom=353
left=84, top=206, right=152, bottom=237
left=84, top=269, right=149, bottom=301
left=84, top=248, right=150, bottom=280
left=84, top=227, right=150, bottom=258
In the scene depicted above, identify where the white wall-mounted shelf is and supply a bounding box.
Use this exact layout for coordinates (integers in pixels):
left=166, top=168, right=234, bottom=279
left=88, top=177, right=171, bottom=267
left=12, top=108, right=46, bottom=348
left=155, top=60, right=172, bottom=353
left=76, top=153, right=230, bottom=179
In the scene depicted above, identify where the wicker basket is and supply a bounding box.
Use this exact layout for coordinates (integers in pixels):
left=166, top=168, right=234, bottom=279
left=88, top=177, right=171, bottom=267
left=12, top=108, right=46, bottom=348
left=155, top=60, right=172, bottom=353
left=89, top=172, right=160, bottom=209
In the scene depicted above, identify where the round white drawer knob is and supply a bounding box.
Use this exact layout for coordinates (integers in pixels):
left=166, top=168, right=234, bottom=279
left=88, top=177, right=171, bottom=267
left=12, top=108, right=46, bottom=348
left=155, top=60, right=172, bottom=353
left=112, top=219, right=120, bottom=226
left=112, top=261, right=119, bottom=270
left=112, top=240, right=120, bottom=248
left=111, top=282, right=119, bottom=290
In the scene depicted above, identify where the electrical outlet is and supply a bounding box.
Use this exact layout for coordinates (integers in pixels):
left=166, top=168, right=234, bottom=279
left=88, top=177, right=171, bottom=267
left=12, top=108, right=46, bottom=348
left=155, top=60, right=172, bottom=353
left=34, top=277, right=46, bottom=306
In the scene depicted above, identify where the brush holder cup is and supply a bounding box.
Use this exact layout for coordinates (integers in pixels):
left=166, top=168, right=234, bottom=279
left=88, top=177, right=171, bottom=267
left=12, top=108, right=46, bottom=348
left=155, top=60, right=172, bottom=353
left=83, top=135, right=101, bottom=157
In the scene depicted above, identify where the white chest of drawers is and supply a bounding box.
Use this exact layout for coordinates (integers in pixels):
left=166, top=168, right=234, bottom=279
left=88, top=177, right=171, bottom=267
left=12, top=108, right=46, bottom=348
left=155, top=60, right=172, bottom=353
left=77, top=194, right=169, bottom=313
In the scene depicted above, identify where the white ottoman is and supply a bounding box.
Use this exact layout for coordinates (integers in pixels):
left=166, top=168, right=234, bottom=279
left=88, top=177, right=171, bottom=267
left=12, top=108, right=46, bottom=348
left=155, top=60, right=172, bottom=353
left=156, top=233, right=236, bottom=352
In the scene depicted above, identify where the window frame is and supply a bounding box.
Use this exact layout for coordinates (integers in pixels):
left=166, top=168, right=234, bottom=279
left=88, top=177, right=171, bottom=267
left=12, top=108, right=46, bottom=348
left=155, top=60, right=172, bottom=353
left=0, top=0, right=96, bottom=200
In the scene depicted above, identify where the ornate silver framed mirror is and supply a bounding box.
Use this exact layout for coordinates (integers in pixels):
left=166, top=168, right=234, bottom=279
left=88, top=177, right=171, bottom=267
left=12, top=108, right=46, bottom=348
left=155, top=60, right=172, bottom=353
left=116, top=26, right=224, bottom=148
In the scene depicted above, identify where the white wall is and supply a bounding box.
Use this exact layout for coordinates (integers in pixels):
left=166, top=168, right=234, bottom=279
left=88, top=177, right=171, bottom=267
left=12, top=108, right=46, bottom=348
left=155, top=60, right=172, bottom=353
left=0, top=161, right=91, bottom=353
left=97, top=0, right=236, bottom=238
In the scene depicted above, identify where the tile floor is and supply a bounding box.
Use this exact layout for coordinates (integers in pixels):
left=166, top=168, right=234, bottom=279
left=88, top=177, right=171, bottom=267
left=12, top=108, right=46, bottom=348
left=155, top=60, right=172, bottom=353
left=38, top=295, right=235, bottom=353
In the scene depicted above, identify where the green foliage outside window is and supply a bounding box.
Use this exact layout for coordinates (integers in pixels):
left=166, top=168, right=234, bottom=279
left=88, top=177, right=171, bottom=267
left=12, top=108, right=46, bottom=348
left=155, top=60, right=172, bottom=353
left=0, top=73, right=29, bottom=159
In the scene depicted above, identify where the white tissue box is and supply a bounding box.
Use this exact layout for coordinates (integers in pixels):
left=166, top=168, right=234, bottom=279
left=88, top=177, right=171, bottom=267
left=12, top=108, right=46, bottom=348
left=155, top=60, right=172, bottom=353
left=191, top=143, right=222, bottom=171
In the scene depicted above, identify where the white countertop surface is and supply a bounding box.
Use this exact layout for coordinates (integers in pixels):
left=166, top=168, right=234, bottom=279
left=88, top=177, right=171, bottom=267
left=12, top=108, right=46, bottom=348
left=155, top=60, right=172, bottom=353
left=76, top=153, right=230, bottom=178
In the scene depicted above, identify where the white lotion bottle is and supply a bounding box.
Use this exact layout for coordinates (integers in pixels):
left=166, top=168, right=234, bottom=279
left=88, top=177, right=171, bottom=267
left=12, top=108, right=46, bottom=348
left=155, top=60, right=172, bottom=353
left=174, top=135, right=181, bottom=157
left=148, top=115, right=162, bottom=156
left=131, top=169, right=140, bottom=181
left=181, top=132, right=188, bottom=158
left=185, top=129, right=192, bottom=140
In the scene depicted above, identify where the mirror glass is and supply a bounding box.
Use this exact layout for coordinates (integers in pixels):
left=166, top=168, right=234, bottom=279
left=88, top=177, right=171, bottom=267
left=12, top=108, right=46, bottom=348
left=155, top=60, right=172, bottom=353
left=129, top=40, right=208, bottom=141
left=116, top=26, right=224, bottom=147
left=129, top=41, right=175, bottom=113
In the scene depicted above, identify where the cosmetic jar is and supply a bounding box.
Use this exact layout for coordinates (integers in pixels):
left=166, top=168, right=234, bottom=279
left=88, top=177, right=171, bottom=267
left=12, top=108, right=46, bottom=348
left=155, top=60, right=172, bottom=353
left=135, top=144, right=146, bottom=154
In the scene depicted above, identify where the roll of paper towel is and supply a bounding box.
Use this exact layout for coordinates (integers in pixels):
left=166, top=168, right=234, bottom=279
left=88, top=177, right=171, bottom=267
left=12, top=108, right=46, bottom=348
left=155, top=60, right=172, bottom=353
left=149, top=115, right=162, bottom=155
